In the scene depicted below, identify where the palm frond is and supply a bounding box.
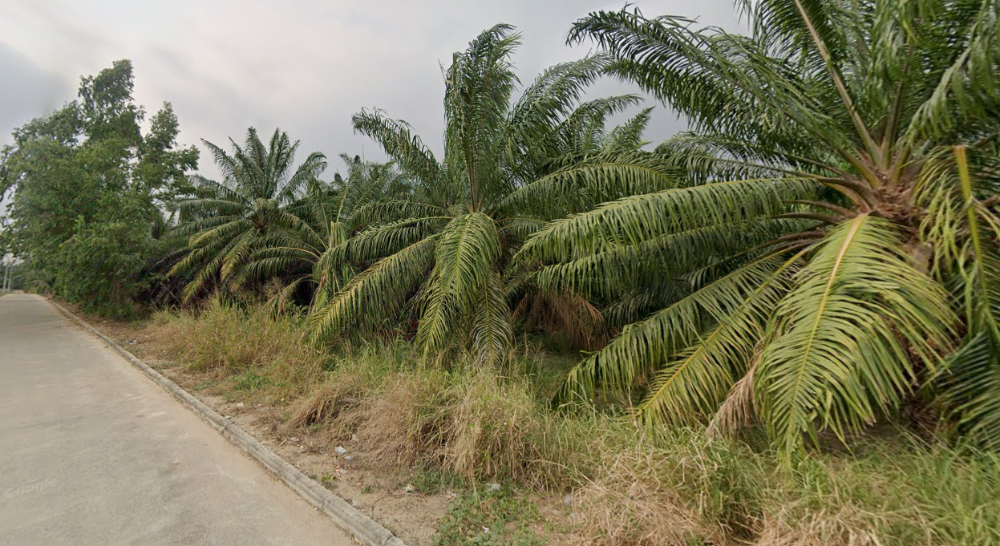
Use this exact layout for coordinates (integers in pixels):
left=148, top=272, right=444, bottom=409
left=520, top=177, right=818, bottom=263
left=353, top=109, right=441, bottom=187
left=500, top=150, right=682, bottom=217
left=533, top=219, right=808, bottom=300
left=309, top=236, right=438, bottom=342
left=759, top=215, right=955, bottom=456
left=604, top=106, right=654, bottom=150
left=416, top=213, right=505, bottom=360
left=560, top=256, right=791, bottom=405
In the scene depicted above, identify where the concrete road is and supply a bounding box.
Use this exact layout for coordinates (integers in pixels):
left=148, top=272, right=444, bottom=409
left=0, top=294, right=352, bottom=545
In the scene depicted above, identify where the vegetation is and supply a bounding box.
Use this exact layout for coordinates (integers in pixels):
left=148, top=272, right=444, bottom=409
left=310, top=25, right=665, bottom=366
left=133, top=303, right=1000, bottom=545
left=0, top=60, right=198, bottom=317
left=529, top=0, right=1000, bottom=455
left=3, top=2, right=1000, bottom=544
left=169, top=127, right=327, bottom=301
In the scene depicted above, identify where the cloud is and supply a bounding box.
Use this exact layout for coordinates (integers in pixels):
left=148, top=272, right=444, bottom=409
left=0, top=0, right=743, bottom=179
left=0, top=41, right=71, bottom=146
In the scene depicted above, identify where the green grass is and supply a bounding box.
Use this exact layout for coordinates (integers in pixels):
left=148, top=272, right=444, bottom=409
left=434, top=486, right=542, bottom=546
left=233, top=369, right=269, bottom=391
left=146, top=301, right=1000, bottom=546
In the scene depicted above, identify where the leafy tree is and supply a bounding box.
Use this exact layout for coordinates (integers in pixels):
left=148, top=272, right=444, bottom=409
left=522, top=1, right=1000, bottom=455
left=0, top=60, right=198, bottom=317
left=308, top=25, right=668, bottom=366
left=53, top=195, right=159, bottom=313
left=170, top=128, right=327, bottom=300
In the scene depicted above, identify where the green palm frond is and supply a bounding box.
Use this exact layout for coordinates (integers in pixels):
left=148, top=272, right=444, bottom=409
left=229, top=240, right=319, bottom=290
left=759, top=215, right=955, bottom=456
left=445, top=24, right=522, bottom=209
left=654, top=133, right=839, bottom=185
left=176, top=196, right=245, bottom=215
left=349, top=200, right=446, bottom=226
left=471, top=270, right=513, bottom=367
left=533, top=219, right=808, bottom=300
left=351, top=109, right=441, bottom=187
left=520, top=177, right=818, bottom=262
left=928, top=146, right=1000, bottom=449
left=180, top=230, right=254, bottom=301
left=309, top=236, right=438, bottom=342
left=905, top=1, right=1000, bottom=142
left=506, top=54, right=612, bottom=175
left=416, top=212, right=505, bottom=361
left=635, top=267, right=788, bottom=426
left=600, top=284, right=688, bottom=327
left=500, top=150, right=681, bottom=217
left=172, top=214, right=245, bottom=237
left=561, top=256, right=792, bottom=404
left=939, top=332, right=1000, bottom=450
left=604, top=107, right=654, bottom=150
left=332, top=217, right=445, bottom=266
left=551, top=95, right=642, bottom=154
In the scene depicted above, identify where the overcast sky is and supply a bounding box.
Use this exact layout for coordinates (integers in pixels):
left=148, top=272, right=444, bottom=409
left=0, top=0, right=743, bottom=180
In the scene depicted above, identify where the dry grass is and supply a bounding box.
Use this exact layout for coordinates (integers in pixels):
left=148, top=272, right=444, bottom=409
left=304, top=361, right=578, bottom=489
left=573, top=442, right=719, bottom=546
left=141, top=302, right=1000, bottom=546
left=147, top=299, right=326, bottom=402
left=568, top=429, right=765, bottom=546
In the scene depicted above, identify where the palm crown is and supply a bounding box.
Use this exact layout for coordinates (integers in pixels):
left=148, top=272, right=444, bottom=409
left=228, top=155, right=416, bottom=310
left=170, top=127, right=327, bottom=300
left=519, top=0, right=1000, bottom=455
left=308, top=24, right=671, bottom=366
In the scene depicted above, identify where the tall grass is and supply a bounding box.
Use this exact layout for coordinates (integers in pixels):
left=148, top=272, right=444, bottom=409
left=151, top=302, right=1000, bottom=546
left=150, top=299, right=327, bottom=401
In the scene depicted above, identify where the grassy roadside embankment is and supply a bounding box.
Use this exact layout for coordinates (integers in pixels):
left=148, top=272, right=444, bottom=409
left=87, top=300, right=1000, bottom=546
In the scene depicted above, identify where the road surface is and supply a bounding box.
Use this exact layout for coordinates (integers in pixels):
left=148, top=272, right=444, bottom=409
left=0, top=294, right=352, bottom=545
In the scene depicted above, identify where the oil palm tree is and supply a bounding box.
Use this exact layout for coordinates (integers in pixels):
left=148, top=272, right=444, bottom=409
left=308, top=24, right=674, bottom=366
left=227, top=155, right=416, bottom=311
left=170, top=127, right=326, bottom=300
left=520, top=1, right=1000, bottom=455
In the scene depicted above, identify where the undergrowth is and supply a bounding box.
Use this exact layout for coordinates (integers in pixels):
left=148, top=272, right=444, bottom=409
left=147, top=301, right=1000, bottom=546
left=434, top=486, right=542, bottom=546
left=149, top=299, right=327, bottom=402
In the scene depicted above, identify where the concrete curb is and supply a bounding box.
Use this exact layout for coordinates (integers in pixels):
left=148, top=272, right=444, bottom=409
left=48, top=299, right=407, bottom=546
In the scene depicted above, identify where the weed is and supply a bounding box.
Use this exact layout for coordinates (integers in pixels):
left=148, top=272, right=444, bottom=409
left=409, top=467, right=463, bottom=494
left=234, top=370, right=269, bottom=391
left=149, top=299, right=324, bottom=402
left=434, top=486, right=541, bottom=546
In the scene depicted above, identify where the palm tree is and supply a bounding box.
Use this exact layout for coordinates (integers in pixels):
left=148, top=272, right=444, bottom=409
left=520, top=1, right=1000, bottom=455
left=170, top=127, right=326, bottom=300
left=227, top=155, right=416, bottom=311
left=308, top=24, right=671, bottom=366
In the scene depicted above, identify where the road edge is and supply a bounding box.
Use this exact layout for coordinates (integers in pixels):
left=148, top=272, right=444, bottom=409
left=48, top=299, right=407, bottom=546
